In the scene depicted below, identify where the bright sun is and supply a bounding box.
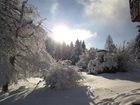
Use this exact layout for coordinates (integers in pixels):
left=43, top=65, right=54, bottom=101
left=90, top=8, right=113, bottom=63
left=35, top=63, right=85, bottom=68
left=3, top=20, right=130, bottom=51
left=51, top=24, right=95, bottom=45
left=52, top=24, right=72, bottom=44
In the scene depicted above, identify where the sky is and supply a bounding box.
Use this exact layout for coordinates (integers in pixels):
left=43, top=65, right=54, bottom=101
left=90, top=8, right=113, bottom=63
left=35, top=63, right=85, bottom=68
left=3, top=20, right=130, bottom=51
left=29, top=0, right=138, bottom=49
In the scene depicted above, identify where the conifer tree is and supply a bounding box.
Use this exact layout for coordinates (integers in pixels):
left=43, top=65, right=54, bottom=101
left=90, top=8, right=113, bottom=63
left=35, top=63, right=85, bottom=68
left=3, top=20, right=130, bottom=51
left=105, top=35, right=116, bottom=53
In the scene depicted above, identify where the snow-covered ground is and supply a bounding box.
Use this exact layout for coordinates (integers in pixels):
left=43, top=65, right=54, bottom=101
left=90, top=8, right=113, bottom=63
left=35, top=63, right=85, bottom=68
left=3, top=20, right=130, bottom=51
left=0, top=68, right=140, bottom=105
left=82, top=69, right=140, bottom=105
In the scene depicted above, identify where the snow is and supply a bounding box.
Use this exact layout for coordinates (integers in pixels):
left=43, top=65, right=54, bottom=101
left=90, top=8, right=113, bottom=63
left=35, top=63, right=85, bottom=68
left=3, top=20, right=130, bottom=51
left=0, top=68, right=140, bottom=105
left=88, top=52, right=118, bottom=74
left=82, top=68, right=140, bottom=104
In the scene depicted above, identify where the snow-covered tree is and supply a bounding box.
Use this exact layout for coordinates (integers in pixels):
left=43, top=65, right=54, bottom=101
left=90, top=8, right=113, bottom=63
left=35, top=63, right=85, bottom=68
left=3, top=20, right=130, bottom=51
left=0, top=0, right=53, bottom=92
left=75, top=39, right=82, bottom=55
left=88, top=48, right=96, bottom=60
left=82, top=41, right=86, bottom=52
left=70, top=39, right=84, bottom=65
left=105, top=35, right=116, bottom=53
left=116, top=42, right=135, bottom=72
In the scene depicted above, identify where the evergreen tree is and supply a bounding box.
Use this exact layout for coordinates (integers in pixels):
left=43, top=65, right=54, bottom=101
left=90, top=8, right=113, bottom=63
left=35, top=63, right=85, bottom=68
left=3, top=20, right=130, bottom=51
left=70, top=39, right=83, bottom=65
left=88, top=48, right=96, bottom=60
left=61, top=42, right=67, bottom=60
left=75, top=39, right=82, bottom=55
left=69, top=42, right=74, bottom=59
left=70, top=42, right=74, bottom=49
left=105, top=35, right=116, bottom=53
left=82, top=41, right=86, bottom=52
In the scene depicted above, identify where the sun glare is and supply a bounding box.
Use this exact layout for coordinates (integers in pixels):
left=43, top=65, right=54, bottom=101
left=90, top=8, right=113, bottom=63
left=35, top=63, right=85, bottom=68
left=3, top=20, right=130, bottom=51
left=52, top=25, right=73, bottom=44
left=52, top=24, right=71, bottom=44
left=51, top=24, right=95, bottom=44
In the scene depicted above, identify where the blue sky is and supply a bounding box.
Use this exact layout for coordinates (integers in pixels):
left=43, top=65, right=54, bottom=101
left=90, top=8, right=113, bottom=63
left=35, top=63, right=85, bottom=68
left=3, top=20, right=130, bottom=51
left=29, top=0, right=138, bottom=49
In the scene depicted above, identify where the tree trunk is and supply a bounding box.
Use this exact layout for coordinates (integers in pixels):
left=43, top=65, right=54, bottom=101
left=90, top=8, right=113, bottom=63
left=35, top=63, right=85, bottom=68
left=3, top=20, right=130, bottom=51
left=2, top=56, right=15, bottom=92
left=2, top=81, right=9, bottom=92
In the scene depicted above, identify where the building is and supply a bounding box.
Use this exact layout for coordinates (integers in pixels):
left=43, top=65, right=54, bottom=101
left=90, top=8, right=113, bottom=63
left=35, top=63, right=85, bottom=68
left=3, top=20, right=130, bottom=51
left=129, top=0, right=140, bottom=22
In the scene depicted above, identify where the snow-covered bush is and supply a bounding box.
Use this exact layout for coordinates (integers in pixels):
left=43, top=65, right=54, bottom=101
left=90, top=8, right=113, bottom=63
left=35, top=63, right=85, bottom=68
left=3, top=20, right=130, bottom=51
left=88, top=50, right=105, bottom=74
left=103, top=53, right=117, bottom=72
left=44, top=64, right=82, bottom=89
left=88, top=48, right=96, bottom=60
left=88, top=51, right=118, bottom=74
left=88, top=59, right=103, bottom=74
left=115, top=46, right=134, bottom=72
left=76, top=52, right=90, bottom=71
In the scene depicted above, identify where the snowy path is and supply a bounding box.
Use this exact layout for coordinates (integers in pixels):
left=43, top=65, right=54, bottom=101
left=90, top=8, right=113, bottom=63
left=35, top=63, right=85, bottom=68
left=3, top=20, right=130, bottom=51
left=82, top=69, right=140, bottom=104
left=0, top=70, right=140, bottom=105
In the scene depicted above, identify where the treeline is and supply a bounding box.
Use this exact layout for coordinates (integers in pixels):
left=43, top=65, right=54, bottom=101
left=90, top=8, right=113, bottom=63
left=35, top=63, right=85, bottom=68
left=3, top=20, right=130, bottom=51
left=46, top=37, right=86, bottom=64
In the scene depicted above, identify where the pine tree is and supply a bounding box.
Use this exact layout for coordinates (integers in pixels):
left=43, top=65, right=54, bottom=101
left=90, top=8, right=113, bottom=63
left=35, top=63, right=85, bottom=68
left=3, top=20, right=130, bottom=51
left=70, top=42, right=74, bottom=49
left=75, top=39, right=82, bottom=55
left=82, top=41, right=86, bottom=52
left=105, top=35, right=116, bottom=53
left=70, top=39, right=82, bottom=65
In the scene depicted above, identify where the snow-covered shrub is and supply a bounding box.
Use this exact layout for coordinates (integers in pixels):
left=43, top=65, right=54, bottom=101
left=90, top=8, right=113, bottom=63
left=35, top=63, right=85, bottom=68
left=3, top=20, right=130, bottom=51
left=88, top=51, right=118, bottom=74
left=76, top=52, right=90, bottom=71
left=116, top=46, right=134, bottom=72
left=103, top=53, right=117, bottom=72
left=88, top=50, right=105, bottom=74
left=88, top=48, right=96, bottom=60
left=87, top=60, right=94, bottom=73
left=76, top=49, right=96, bottom=71
left=44, top=64, right=82, bottom=89
left=88, top=59, right=104, bottom=74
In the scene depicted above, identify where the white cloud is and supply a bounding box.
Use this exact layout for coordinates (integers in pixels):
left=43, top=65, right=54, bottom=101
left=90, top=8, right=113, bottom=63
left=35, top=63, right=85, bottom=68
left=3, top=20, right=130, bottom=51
left=71, top=29, right=97, bottom=40
left=78, top=0, right=129, bottom=23
left=51, top=24, right=97, bottom=44
left=51, top=0, right=58, bottom=15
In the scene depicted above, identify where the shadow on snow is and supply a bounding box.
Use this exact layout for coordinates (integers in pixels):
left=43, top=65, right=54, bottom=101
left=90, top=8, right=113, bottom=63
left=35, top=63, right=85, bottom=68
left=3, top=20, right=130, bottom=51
left=0, top=85, right=97, bottom=105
